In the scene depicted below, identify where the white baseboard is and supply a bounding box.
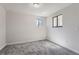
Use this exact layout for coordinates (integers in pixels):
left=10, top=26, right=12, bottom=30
left=7, top=39, right=45, bottom=45
left=0, top=43, right=7, bottom=50
left=49, top=39, right=79, bottom=54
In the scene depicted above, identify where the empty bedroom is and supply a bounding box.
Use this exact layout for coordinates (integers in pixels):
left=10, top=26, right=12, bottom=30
left=0, top=3, right=79, bottom=55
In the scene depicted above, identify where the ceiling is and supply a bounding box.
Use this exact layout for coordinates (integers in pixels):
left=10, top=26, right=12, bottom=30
left=0, top=3, right=72, bottom=16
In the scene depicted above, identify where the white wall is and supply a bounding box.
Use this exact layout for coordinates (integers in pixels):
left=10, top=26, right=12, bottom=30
left=47, top=4, right=79, bottom=53
left=6, top=10, right=47, bottom=45
left=0, top=6, right=6, bottom=50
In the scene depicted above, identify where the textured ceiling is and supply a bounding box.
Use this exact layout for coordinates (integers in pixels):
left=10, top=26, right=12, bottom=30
left=0, top=3, right=71, bottom=16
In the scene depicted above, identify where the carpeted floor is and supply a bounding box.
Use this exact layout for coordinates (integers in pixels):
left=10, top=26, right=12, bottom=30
left=0, top=40, right=78, bottom=55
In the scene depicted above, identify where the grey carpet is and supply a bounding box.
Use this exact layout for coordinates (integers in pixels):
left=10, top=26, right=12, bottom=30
left=0, top=40, right=78, bottom=55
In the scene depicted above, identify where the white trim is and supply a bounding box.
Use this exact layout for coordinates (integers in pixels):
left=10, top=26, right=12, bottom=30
left=0, top=43, right=7, bottom=50
left=7, top=39, right=45, bottom=45
left=49, top=39, right=79, bottom=54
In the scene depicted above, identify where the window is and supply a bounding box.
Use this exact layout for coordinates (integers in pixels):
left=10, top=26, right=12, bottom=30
left=53, top=16, right=57, bottom=27
left=52, top=14, right=63, bottom=28
left=36, top=16, right=44, bottom=27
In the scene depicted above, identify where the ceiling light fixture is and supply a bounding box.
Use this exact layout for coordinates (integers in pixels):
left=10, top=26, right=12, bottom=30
left=33, top=3, right=40, bottom=8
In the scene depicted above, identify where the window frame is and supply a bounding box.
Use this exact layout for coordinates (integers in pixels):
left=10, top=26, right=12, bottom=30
left=52, top=14, right=63, bottom=28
